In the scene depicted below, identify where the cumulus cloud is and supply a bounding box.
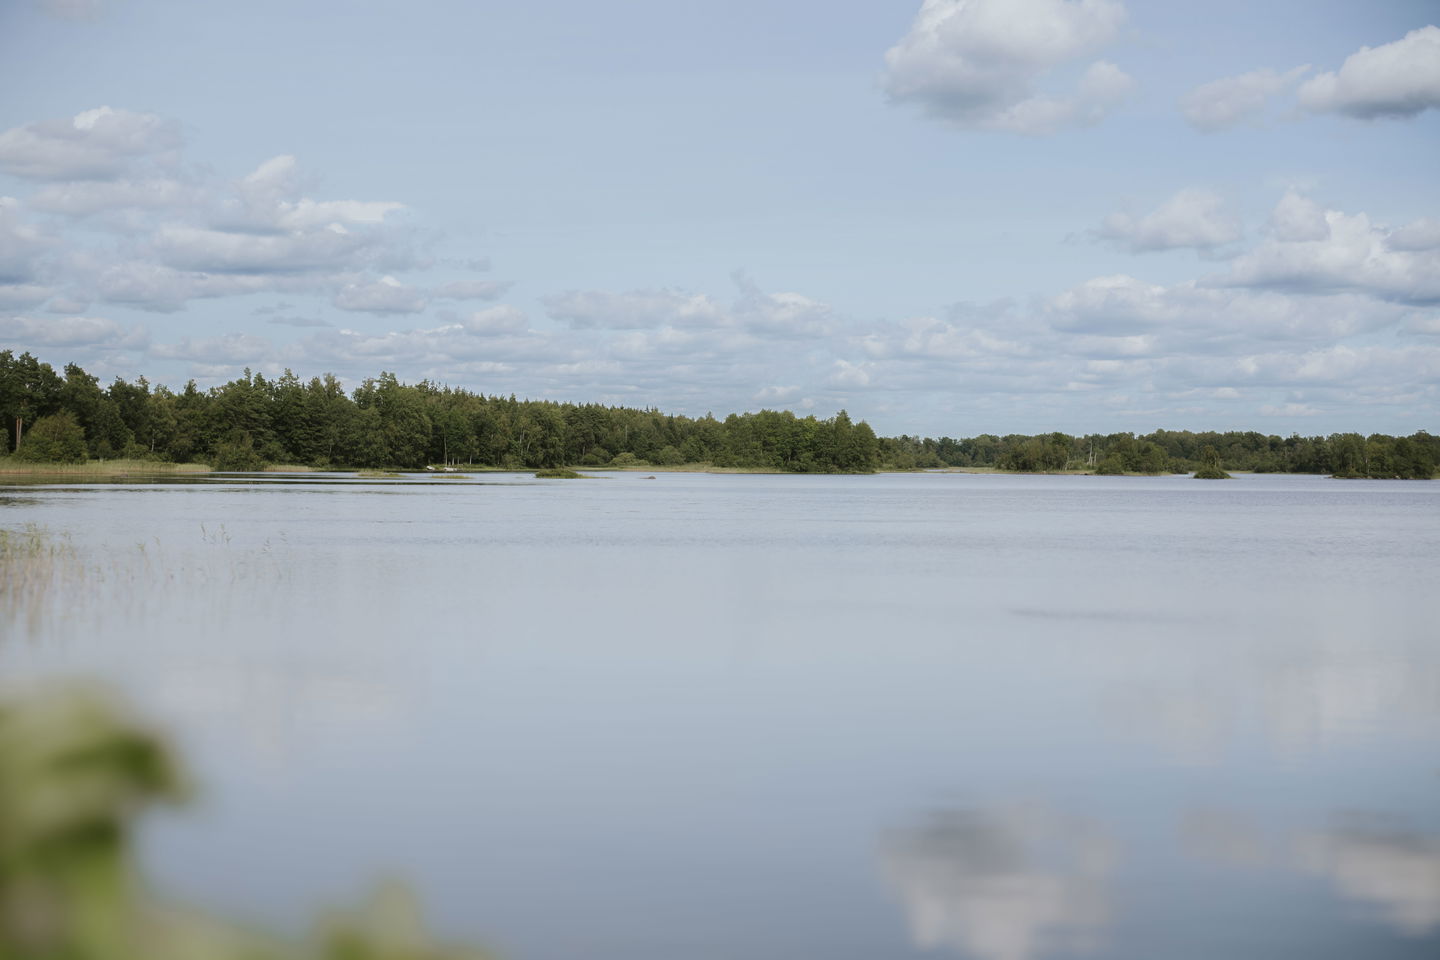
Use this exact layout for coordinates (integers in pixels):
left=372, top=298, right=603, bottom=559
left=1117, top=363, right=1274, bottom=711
left=154, top=224, right=395, bottom=276
left=882, top=0, right=1133, bottom=134
left=752, top=384, right=802, bottom=404
left=0, top=196, right=56, bottom=284
left=1049, top=274, right=1412, bottom=344
left=838, top=243, right=1436, bottom=428
left=460, top=304, right=528, bottom=334
left=1179, top=66, right=1309, bottom=132
left=1265, top=190, right=1329, bottom=243
left=220, top=155, right=405, bottom=233
left=0, top=283, right=55, bottom=309
left=1219, top=195, right=1440, bottom=304
left=0, top=314, right=145, bottom=349
left=542, top=275, right=834, bottom=338
left=732, top=271, right=837, bottom=337
left=266, top=315, right=331, bottom=328
left=1388, top=217, right=1440, bottom=252
left=859, top=312, right=1033, bottom=361
left=1048, top=274, right=1176, bottom=334
left=827, top=360, right=872, bottom=388
left=1298, top=26, right=1440, bottom=119
left=0, top=106, right=180, bottom=181
left=1095, top=189, right=1242, bottom=254
left=1, top=132, right=421, bottom=313
left=543, top=288, right=725, bottom=330
left=159, top=275, right=859, bottom=414
left=434, top=279, right=512, bottom=301
left=332, top=275, right=427, bottom=314
left=44, top=296, right=90, bottom=314
left=27, top=177, right=210, bottom=217
left=299, top=319, right=557, bottom=372
left=152, top=333, right=275, bottom=365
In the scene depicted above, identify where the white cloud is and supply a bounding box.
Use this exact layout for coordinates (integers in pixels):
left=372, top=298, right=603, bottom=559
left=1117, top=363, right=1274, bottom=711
left=266, top=315, right=330, bottom=329
left=0, top=283, right=56, bottom=309
left=1266, top=190, right=1329, bottom=242
left=1258, top=402, right=1320, bottom=417
left=1179, top=66, right=1310, bottom=132
left=0, top=106, right=180, bottom=181
left=27, top=178, right=210, bottom=217
left=827, top=360, right=872, bottom=388
left=543, top=288, right=725, bottom=329
left=0, top=196, right=56, bottom=284
left=838, top=251, right=1436, bottom=425
left=1221, top=197, right=1440, bottom=304
left=737, top=290, right=834, bottom=337
left=0, top=120, right=420, bottom=314
left=333, top=275, right=427, bottom=314
left=153, top=224, right=390, bottom=276
left=461, top=304, right=528, bottom=334
left=434, top=279, right=512, bottom=301
left=45, top=296, right=90, bottom=314
left=752, top=384, right=801, bottom=403
left=1389, top=217, right=1440, bottom=252
left=0, top=314, right=145, bottom=349
left=543, top=276, right=833, bottom=339
left=152, top=333, right=275, bottom=365
left=882, top=0, right=1133, bottom=134
left=860, top=312, right=1034, bottom=361
left=222, top=157, right=404, bottom=231
left=1048, top=274, right=1175, bottom=333
left=1298, top=26, right=1440, bottom=119
left=1096, top=189, right=1242, bottom=253
left=1050, top=274, right=1412, bottom=344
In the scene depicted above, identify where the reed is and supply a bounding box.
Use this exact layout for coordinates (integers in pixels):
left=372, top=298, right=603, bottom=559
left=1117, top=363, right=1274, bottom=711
left=0, top=524, right=85, bottom=635
left=0, top=458, right=211, bottom=476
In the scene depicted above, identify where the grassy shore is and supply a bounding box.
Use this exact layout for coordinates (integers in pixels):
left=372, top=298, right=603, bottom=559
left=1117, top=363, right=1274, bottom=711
left=586, top=462, right=845, bottom=475
left=0, top=458, right=212, bottom=477
left=928, top=465, right=1097, bottom=475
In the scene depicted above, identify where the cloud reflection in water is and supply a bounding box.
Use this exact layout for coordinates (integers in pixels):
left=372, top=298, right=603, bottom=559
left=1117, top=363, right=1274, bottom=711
left=1298, top=815, right=1440, bottom=938
left=880, top=806, right=1115, bottom=960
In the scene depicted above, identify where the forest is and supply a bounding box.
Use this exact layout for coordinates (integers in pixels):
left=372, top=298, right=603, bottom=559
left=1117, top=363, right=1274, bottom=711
left=1, top=350, right=1435, bottom=477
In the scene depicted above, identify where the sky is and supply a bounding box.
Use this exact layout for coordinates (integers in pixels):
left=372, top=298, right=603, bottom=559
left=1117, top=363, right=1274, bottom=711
left=1, top=0, right=1437, bottom=438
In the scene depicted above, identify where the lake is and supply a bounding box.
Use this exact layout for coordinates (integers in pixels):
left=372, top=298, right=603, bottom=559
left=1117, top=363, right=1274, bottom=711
left=2, top=470, right=1437, bottom=960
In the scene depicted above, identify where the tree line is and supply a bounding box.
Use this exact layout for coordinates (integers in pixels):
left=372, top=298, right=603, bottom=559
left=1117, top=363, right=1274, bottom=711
left=0, top=351, right=879, bottom=472
left=878, top=427, right=1438, bottom=479
left=1, top=351, right=1433, bottom=476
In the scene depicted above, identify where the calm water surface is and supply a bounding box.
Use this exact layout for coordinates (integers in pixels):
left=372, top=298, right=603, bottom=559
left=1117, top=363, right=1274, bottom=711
left=2, top=471, right=1437, bottom=959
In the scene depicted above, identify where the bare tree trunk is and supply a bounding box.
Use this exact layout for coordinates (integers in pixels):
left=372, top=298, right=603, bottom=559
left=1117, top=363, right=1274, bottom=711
left=14, top=416, right=21, bottom=451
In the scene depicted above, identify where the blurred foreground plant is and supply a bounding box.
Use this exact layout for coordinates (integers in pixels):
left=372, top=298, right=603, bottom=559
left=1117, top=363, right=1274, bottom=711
left=0, top=686, right=493, bottom=960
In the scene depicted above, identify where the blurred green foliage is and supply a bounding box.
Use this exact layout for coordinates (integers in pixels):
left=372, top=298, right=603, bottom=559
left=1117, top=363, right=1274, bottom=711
left=0, top=686, right=493, bottom=960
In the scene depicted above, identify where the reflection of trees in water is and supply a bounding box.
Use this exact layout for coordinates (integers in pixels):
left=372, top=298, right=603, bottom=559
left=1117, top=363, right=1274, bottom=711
left=880, top=806, right=1115, bottom=960
left=1298, top=814, right=1440, bottom=938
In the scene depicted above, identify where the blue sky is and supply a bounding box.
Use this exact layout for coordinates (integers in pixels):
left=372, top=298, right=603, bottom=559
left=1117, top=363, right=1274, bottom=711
left=2, top=0, right=1437, bottom=437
